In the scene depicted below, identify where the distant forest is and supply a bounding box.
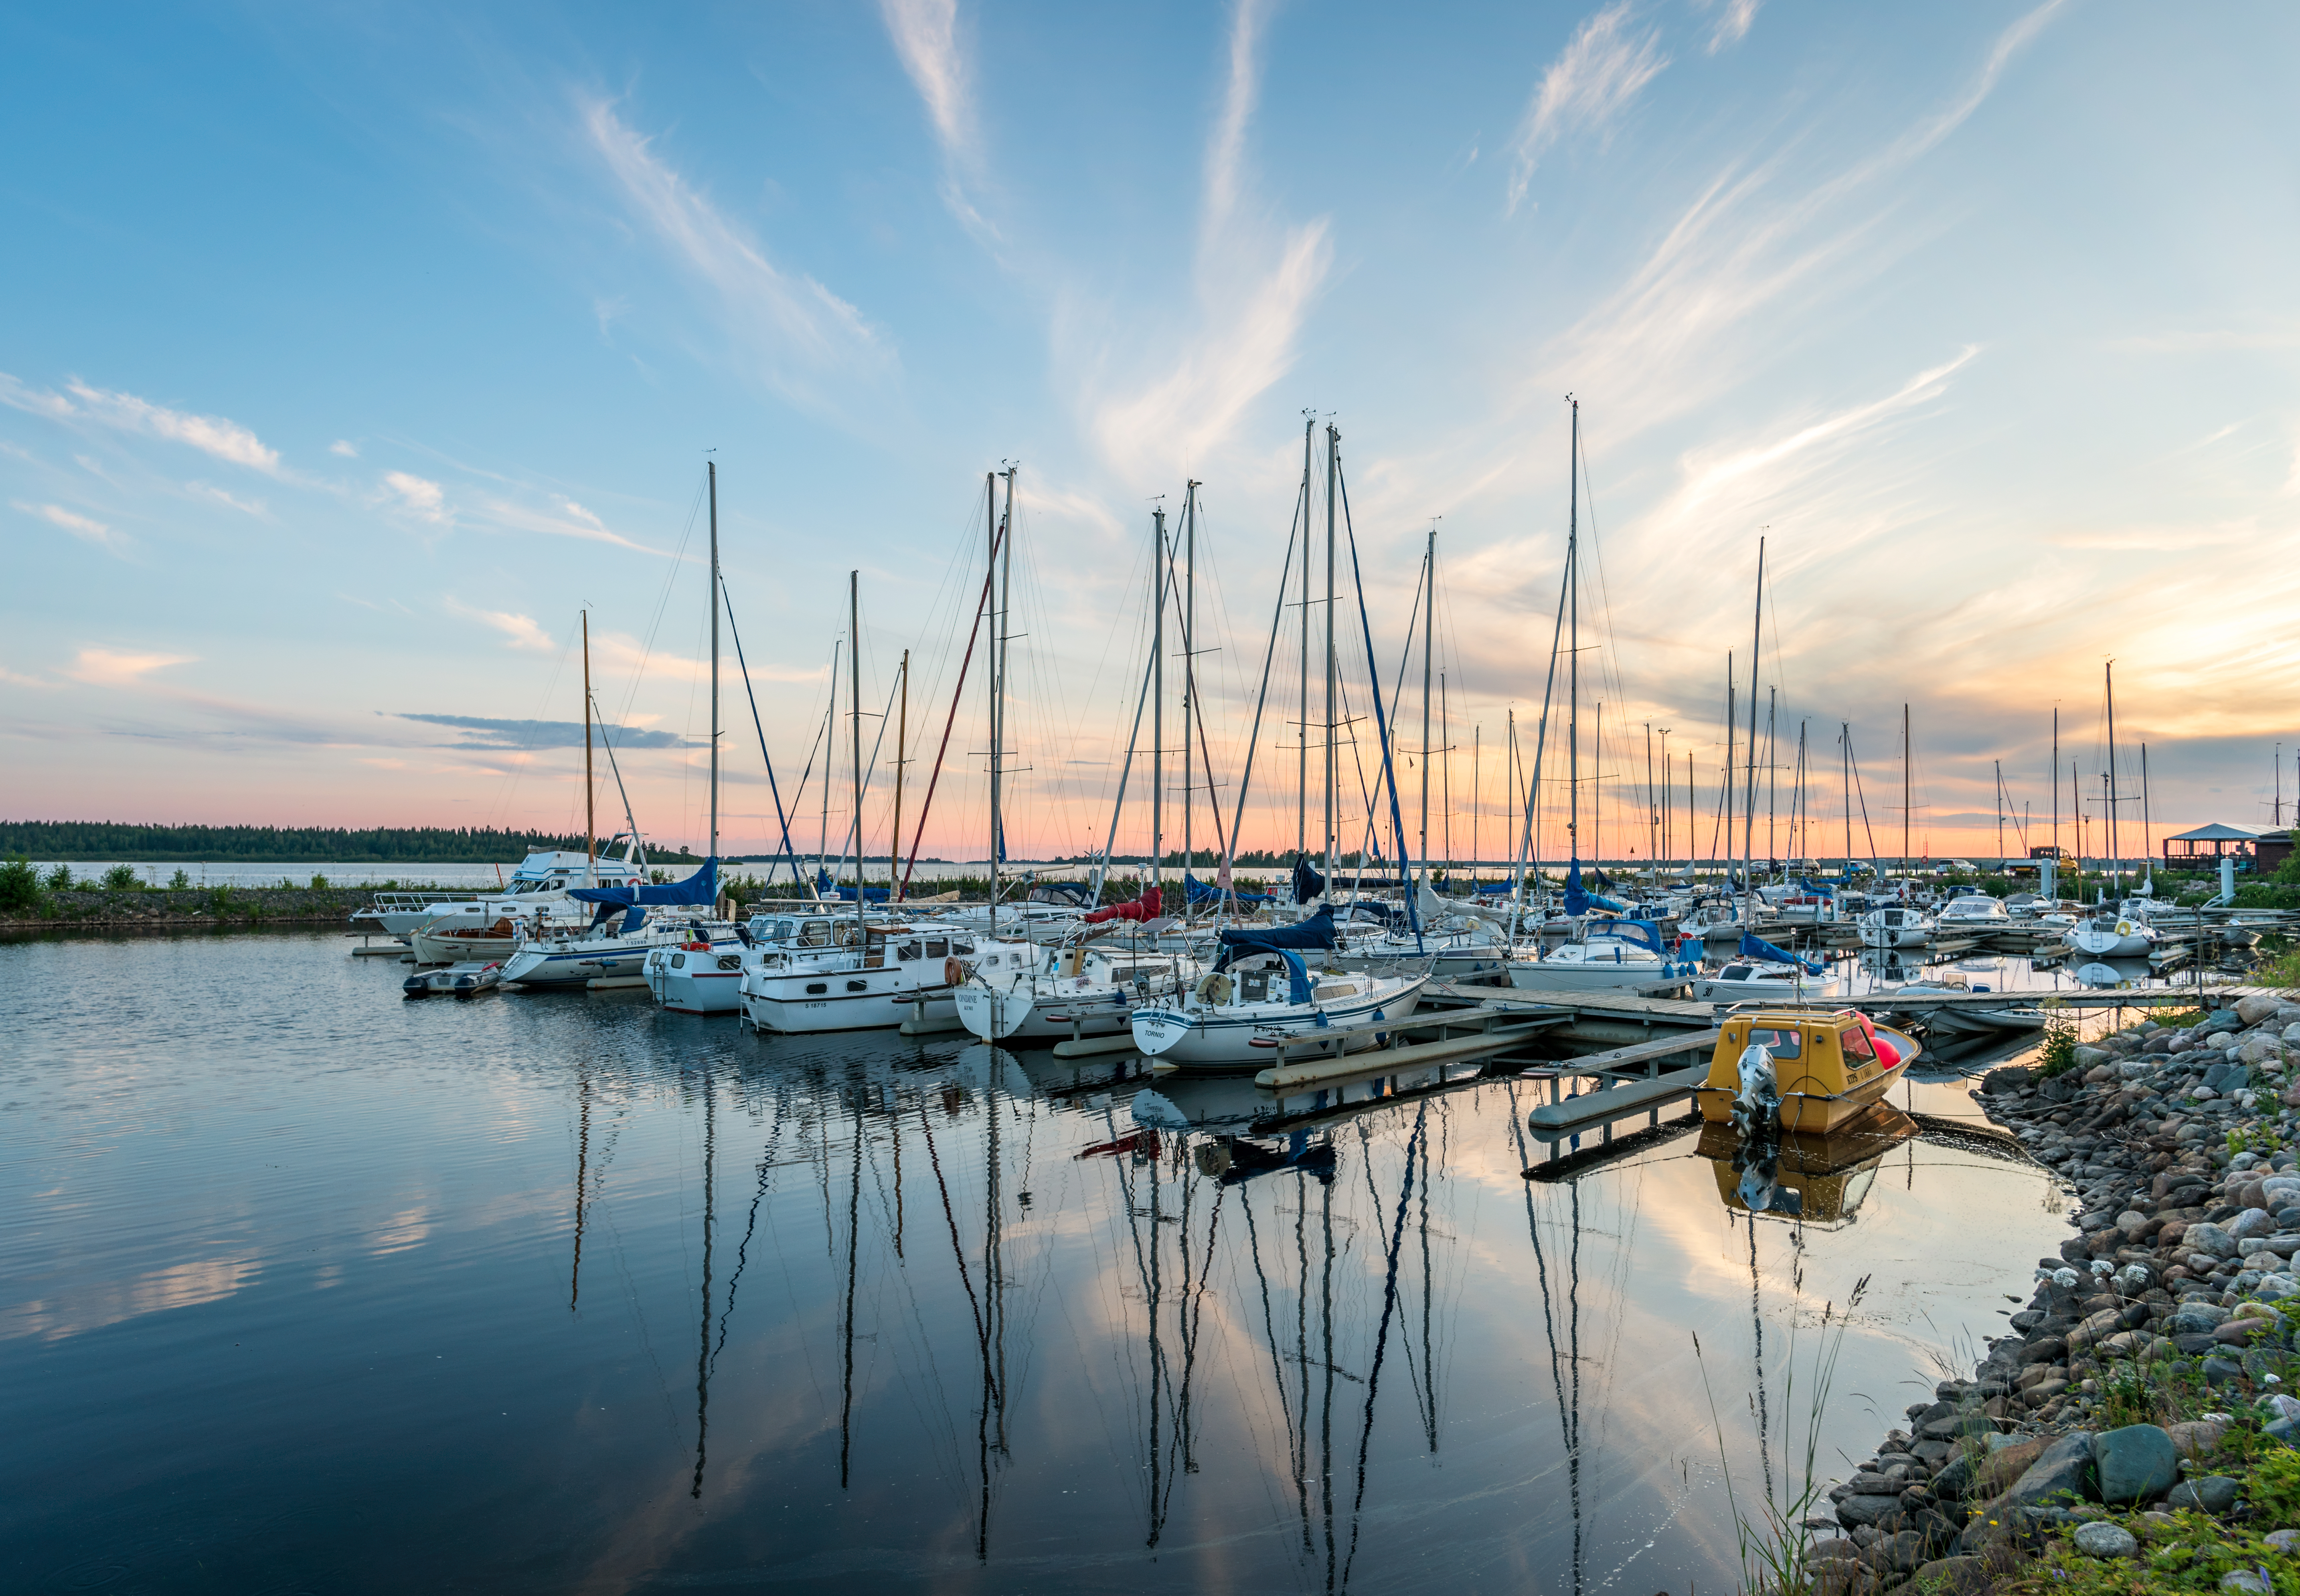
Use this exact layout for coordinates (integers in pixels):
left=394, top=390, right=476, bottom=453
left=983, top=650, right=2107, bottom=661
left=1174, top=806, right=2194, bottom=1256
left=2, top=822, right=704, bottom=864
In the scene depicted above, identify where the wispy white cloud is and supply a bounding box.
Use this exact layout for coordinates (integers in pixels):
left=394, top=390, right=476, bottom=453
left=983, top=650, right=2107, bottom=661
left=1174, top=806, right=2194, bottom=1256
left=471, top=495, right=664, bottom=554
left=1084, top=0, right=1332, bottom=478
left=67, top=647, right=195, bottom=686
left=1505, top=3, right=1669, bottom=214
left=0, top=373, right=281, bottom=473
left=329, top=439, right=359, bottom=457
left=581, top=100, right=890, bottom=410
left=381, top=470, right=449, bottom=523
left=1698, top=0, right=1759, bottom=54
left=15, top=500, right=121, bottom=549
left=187, top=481, right=267, bottom=516
left=880, top=0, right=970, bottom=161
left=444, top=598, right=555, bottom=653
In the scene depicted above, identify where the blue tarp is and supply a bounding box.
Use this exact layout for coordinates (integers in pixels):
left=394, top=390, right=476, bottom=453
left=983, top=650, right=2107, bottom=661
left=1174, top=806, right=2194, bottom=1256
left=1211, top=940, right=1314, bottom=1003
left=814, top=868, right=888, bottom=902
left=570, top=858, right=719, bottom=909
left=587, top=900, right=649, bottom=936
left=1592, top=918, right=1666, bottom=957
left=1184, top=871, right=1275, bottom=904
left=1291, top=854, right=1326, bottom=904
left=1739, top=930, right=1825, bottom=975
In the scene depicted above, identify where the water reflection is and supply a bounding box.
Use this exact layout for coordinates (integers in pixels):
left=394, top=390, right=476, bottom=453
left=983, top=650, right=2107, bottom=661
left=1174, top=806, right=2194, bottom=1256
left=0, top=932, right=2079, bottom=1595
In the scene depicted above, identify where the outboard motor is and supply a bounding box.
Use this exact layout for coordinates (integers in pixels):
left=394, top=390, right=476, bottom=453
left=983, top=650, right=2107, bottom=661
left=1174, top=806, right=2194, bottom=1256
left=1733, top=1042, right=1780, bottom=1134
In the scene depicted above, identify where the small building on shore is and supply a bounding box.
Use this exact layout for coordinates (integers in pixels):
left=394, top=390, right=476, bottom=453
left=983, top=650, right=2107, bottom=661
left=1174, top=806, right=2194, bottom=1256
left=2162, top=821, right=2264, bottom=870
left=2259, top=830, right=2294, bottom=874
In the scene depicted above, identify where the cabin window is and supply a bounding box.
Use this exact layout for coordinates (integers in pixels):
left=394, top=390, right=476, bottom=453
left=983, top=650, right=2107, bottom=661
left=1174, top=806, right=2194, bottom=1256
left=1720, top=965, right=1750, bottom=981
left=717, top=955, right=741, bottom=971
left=925, top=939, right=948, bottom=959
left=1841, top=1028, right=1876, bottom=1062
left=950, top=940, right=975, bottom=956
left=1241, top=972, right=1273, bottom=1003
left=799, top=922, right=830, bottom=946
left=806, top=982, right=827, bottom=995
left=898, top=941, right=922, bottom=961
left=846, top=979, right=868, bottom=992
left=1744, top=1027, right=1803, bottom=1059
left=670, top=953, right=686, bottom=970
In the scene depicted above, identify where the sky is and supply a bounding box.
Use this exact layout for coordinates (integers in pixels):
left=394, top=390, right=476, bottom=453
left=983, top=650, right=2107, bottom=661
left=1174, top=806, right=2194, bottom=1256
left=4, top=1, right=2298, bottom=868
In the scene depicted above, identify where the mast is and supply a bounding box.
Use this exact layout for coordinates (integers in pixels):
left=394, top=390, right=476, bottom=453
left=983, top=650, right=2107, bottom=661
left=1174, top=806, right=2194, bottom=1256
left=1901, top=704, right=1911, bottom=875
left=1419, top=528, right=1433, bottom=887
left=984, top=472, right=999, bottom=934
left=709, top=461, right=721, bottom=879
left=1298, top=414, right=1312, bottom=865
left=1183, top=480, right=1197, bottom=895
left=1644, top=722, right=1655, bottom=875
left=1152, top=505, right=1166, bottom=904
left=583, top=609, right=595, bottom=886
left=1442, top=670, right=1452, bottom=881
left=1742, top=538, right=1763, bottom=923
left=1472, top=724, right=1481, bottom=884
left=1995, top=759, right=2004, bottom=865
left=2105, top=660, right=2120, bottom=896
left=1324, top=425, right=1338, bottom=886
left=998, top=468, right=1014, bottom=881
left=891, top=650, right=908, bottom=902
left=1567, top=398, right=1580, bottom=881
left=2051, top=708, right=2060, bottom=865
left=849, top=570, right=863, bottom=946
left=2141, top=742, right=2152, bottom=887
left=1765, top=688, right=1777, bottom=868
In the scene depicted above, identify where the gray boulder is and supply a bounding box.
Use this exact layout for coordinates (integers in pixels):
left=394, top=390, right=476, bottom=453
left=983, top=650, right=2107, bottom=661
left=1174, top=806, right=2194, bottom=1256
left=2003, top=1431, right=2097, bottom=1507
left=1835, top=1490, right=1901, bottom=1529
left=2073, top=1520, right=2140, bottom=1558
left=2167, top=1474, right=2241, bottom=1514
left=2189, top=1222, right=2240, bottom=1259
left=2092, top=1424, right=2179, bottom=1503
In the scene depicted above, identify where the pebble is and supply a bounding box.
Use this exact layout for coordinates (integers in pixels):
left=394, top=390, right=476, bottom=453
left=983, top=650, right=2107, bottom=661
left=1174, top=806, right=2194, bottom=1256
left=2072, top=1520, right=2138, bottom=1558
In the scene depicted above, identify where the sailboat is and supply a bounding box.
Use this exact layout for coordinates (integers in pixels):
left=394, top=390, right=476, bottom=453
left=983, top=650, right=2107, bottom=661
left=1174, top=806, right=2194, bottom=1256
left=1129, top=425, right=1429, bottom=1067
left=636, top=463, right=739, bottom=1013
left=2064, top=662, right=2160, bottom=960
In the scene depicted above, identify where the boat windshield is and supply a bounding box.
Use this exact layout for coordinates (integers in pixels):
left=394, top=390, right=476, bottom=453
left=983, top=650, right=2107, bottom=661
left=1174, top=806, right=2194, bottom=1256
left=1744, top=1027, right=1804, bottom=1059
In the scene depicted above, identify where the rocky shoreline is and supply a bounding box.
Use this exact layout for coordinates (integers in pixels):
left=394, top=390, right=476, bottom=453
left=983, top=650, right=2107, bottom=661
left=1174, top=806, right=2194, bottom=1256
left=0, top=887, right=373, bottom=929
left=1804, top=989, right=2300, bottom=1594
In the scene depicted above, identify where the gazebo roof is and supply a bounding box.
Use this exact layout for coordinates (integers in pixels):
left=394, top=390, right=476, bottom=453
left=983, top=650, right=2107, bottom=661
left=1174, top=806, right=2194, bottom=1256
left=2166, top=822, right=2261, bottom=841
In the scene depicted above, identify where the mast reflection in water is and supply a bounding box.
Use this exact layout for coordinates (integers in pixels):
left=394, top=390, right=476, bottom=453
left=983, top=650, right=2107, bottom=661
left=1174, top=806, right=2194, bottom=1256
left=0, top=934, right=2071, bottom=1594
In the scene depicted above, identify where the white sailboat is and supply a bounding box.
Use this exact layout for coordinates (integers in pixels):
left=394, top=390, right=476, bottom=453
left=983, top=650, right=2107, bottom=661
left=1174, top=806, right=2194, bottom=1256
left=1129, top=943, right=1429, bottom=1068
left=1857, top=904, right=1933, bottom=949
left=953, top=931, right=1195, bottom=1042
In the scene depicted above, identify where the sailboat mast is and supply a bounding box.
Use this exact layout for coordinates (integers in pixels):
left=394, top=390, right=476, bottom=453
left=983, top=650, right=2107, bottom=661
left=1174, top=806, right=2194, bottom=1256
left=2106, top=660, right=2120, bottom=896
left=1901, top=704, right=1911, bottom=874
left=1742, top=538, right=1763, bottom=917
left=1183, top=481, right=1197, bottom=891
left=985, top=472, right=999, bottom=935
left=1298, top=414, right=1312, bottom=864
left=709, top=460, right=720, bottom=875
left=891, top=650, right=907, bottom=902
left=1567, top=398, right=1579, bottom=875
left=2051, top=708, right=2060, bottom=864
left=1442, top=670, right=1452, bottom=879
left=1419, top=528, right=1434, bottom=886
left=583, top=609, right=595, bottom=886
left=1995, top=759, right=2004, bottom=864
left=849, top=570, right=863, bottom=945
left=1324, top=425, right=1338, bottom=885
left=2141, top=742, right=2152, bottom=886
left=1152, top=506, right=1166, bottom=903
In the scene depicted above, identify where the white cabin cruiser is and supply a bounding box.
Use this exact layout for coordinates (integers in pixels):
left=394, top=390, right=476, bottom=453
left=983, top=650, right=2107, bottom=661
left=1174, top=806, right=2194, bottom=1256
left=405, top=846, right=653, bottom=962
left=1506, top=918, right=1685, bottom=992
left=1689, top=930, right=1833, bottom=1003
left=1934, top=894, right=2010, bottom=931
left=954, top=927, right=1198, bottom=1043
left=740, top=921, right=997, bottom=1034
left=1130, top=942, right=1429, bottom=1070
left=1857, top=904, right=1933, bottom=949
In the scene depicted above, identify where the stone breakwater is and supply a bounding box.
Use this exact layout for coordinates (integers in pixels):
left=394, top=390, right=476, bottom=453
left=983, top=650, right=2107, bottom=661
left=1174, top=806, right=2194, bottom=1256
left=1804, top=990, right=2300, bottom=1594
left=1, top=888, right=373, bottom=928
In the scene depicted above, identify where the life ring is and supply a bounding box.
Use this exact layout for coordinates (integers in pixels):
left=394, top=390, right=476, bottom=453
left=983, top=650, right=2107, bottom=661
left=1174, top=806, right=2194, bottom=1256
left=944, top=957, right=968, bottom=986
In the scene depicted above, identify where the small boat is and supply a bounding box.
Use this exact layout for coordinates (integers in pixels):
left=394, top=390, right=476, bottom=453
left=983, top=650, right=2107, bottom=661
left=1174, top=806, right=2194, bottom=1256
left=1694, top=1007, right=1921, bottom=1135
left=1856, top=904, right=1932, bottom=949
left=1506, top=917, right=1687, bottom=991
left=411, top=915, right=531, bottom=967
left=2066, top=901, right=2160, bottom=959
left=953, top=930, right=1199, bottom=1043
left=1934, top=894, right=2010, bottom=931
left=402, top=960, right=504, bottom=999
left=1129, top=943, right=1428, bottom=1069
left=643, top=927, right=749, bottom=1014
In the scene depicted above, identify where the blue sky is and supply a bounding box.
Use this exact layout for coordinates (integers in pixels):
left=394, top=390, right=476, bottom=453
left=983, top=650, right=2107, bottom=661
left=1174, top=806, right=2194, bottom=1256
left=4, top=2, right=2297, bottom=865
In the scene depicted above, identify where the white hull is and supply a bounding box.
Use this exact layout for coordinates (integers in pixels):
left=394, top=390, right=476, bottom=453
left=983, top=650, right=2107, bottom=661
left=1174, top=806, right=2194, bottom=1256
left=1130, top=977, right=1427, bottom=1068
left=498, top=941, right=654, bottom=987
left=744, top=975, right=957, bottom=1034
left=411, top=926, right=524, bottom=965
left=1506, top=958, right=1668, bottom=991
left=646, top=944, right=748, bottom=1014
left=954, top=983, right=1139, bottom=1042
left=2067, top=927, right=2156, bottom=959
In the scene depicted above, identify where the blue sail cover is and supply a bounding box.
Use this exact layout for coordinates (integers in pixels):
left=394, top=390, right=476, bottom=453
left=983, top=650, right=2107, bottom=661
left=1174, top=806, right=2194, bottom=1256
left=1217, top=905, right=1334, bottom=953
left=812, top=868, right=889, bottom=902
left=1739, top=930, right=1825, bottom=975
left=1184, top=872, right=1274, bottom=905
left=1210, top=940, right=1314, bottom=1003
left=1593, top=918, right=1666, bottom=957
left=569, top=858, right=719, bottom=908
left=1290, top=853, right=1327, bottom=904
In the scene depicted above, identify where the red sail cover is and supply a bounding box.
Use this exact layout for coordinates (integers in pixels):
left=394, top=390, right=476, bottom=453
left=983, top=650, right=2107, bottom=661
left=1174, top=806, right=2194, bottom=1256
left=1083, top=886, right=1162, bottom=923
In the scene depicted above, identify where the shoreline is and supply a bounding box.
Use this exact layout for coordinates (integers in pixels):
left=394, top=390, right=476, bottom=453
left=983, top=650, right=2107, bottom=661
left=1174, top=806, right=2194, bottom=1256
left=1804, top=988, right=2300, bottom=1592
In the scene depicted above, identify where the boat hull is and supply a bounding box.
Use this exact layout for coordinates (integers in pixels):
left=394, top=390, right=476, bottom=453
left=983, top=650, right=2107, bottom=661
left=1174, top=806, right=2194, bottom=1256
left=498, top=943, right=653, bottom=987
left=954, top=983, right=1139, bottom=1042
left=1506, top=959, right=1668, bottom=992
left=742, top=971, right=957, bottom=1034
left=1130, top=979, right=1426, bottom=1069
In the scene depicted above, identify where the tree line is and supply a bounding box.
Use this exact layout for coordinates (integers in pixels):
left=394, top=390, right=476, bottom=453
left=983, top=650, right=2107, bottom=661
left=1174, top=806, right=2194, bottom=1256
left=0, top=821, right=703, bottom=864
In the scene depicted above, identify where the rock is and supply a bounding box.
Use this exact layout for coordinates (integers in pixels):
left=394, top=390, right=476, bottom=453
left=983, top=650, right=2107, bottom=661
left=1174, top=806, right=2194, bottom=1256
left=2267, top=1528, right=2300, bottom=1554
left=2074, top=1046, right=2112, bottom=1070
left=2214, top=1317, right=2270, bottom=1345
left=2072, top=1519, right=2140, bottom=1558
left=2166, top=1474, right=2241, bottom=1514
left=1865, top=1528, right=1931, bottom=1574
left=1910, top=1554, right=1992, bottom=1595
left=2091, top=1424, right=2179, bottom=1503
left=2003, top=1431, right=2097, bottom=1507
left=1921, top=1411, right=1996, bottom=1442
left=2166, top=1419, right=2229, bottom=1462
left=2204, top=1355, right=2245, bottom=1384
left=2019, top=1335, right=2068, bottom=1365
left=1977, top=1436, right=2048, bottom=1494
left=2238, top=994, right=2283, bottom=1026
left=2223, top=1570, right=2271, bottom=1594
left=2190, top=1222, right=2241, bottom=1259
left=1836, top=1490, right=1902, bottom=1529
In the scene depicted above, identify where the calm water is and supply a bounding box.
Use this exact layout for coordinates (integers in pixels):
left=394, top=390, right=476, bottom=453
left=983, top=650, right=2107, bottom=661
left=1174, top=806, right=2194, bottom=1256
left=1, top=931, right=2074, bottom=1595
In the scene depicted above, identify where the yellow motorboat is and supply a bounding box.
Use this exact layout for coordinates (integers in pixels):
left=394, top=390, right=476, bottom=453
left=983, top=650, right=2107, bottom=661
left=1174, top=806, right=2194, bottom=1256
left=1698, top=1108, right=1918, bottom=1226
left=1693, top=1008, right=1921, bottom=1135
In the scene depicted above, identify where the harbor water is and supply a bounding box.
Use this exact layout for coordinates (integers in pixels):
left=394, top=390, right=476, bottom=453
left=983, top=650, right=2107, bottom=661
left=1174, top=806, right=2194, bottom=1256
left=2, top=930, right=2079, bottom=1594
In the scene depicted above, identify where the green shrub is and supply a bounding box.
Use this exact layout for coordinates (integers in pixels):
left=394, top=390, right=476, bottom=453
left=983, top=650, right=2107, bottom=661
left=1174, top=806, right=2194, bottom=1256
left=168, top=868, right=190, bottom=889
left=2035, top=1018, right=2081, bottom=1078
left=43, top=863, right=74, bottom=891
left=0, top=856, right=43, bottom=912
left=100, top=864, right=139, bottom=891
left=206, top=885, right=235, bottom=917
left=309, top=873, right=329, bottom=891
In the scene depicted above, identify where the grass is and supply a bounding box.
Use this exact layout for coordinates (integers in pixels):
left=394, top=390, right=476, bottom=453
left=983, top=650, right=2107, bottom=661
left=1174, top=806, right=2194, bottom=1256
left=2006, top=1443, right=2300, bottom=1595
left=2036, top=1017, right=2083, bottom=1078
left=2258, top=943, right=2300, bottom=990
left=1693, top=1273, right=1873, bottom=1596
